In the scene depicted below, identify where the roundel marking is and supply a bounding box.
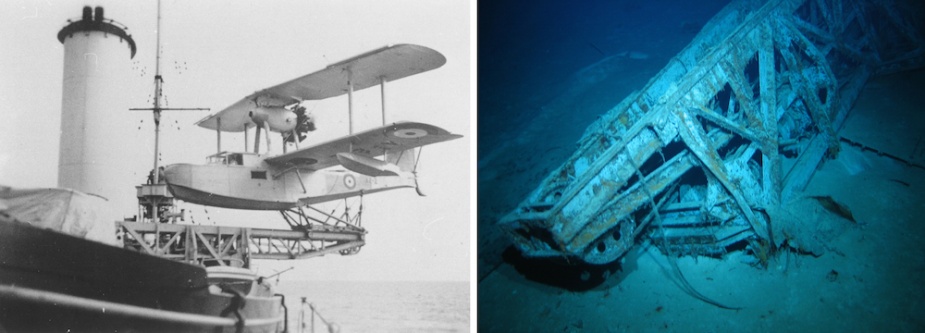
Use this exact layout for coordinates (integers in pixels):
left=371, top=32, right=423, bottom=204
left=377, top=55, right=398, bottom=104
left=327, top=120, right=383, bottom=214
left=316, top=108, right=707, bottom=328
left=391, top=128, right=428, bottom=139
left=343, top=174, right=356, bottom=189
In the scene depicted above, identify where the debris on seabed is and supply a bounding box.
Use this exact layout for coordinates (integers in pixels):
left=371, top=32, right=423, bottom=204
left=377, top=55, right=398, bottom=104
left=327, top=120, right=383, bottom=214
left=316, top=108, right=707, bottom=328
left=808, top=196, right=857, bottom=224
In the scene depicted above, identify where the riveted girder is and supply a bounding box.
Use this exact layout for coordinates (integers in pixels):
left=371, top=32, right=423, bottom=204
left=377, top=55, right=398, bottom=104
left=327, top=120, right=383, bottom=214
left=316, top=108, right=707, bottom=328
left=500, top=0, right=925, bottom=264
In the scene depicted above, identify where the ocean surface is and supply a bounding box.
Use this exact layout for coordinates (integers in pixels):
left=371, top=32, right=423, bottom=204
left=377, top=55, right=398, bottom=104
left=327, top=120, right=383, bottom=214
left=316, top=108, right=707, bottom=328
left=274, top=280, right=469, bottom=333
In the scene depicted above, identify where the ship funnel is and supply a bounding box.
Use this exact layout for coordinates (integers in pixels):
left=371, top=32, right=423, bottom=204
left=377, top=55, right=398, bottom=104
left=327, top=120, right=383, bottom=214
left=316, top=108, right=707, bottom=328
left=56, top=7, right=141, bottom=220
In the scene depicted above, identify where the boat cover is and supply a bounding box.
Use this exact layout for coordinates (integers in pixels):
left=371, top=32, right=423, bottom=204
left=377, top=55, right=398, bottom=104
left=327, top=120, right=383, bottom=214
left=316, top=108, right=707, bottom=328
left=0, top=186, right=118, bottom=246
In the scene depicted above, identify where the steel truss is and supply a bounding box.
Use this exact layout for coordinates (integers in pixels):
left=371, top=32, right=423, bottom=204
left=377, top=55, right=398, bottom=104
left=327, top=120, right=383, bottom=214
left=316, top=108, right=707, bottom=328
left=500, top=0, right=924, bottom=264
left=279, top=199, right=366, bottom=255
left=117, top=202, right=366, bottom=267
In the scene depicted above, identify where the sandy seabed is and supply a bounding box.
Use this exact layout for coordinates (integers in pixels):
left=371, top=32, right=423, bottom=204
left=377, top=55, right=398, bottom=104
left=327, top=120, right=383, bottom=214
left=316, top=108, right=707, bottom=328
left=477, top=1, right=925, bottom=330
left=478, top=67, right=925, bottom=333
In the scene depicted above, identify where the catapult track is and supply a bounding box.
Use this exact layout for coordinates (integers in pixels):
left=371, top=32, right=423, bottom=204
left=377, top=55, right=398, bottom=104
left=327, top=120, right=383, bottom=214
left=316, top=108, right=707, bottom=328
left=117, top=218, right=366, bottom=264
left=500, top=0, right=925, bottom=264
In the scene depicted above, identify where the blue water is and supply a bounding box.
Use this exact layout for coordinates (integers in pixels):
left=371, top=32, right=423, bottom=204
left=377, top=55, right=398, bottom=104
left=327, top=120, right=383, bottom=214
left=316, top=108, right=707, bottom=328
left=477, top=0, right=731, bottom=156
left=477, top=0, right=925, bottom=332
left=274, top=280, right=469, bottom=333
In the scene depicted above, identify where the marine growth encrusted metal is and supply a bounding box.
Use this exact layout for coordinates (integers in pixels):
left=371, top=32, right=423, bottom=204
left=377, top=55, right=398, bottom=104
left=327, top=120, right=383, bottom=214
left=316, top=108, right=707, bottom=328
left=500, top=0, right=924, bottom=264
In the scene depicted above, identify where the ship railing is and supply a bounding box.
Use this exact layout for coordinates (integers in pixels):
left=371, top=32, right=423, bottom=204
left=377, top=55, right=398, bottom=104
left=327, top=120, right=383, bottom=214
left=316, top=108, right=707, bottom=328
left=0, top=284, right=284, bottom=330
left=299, top=296, right=339, bottom=333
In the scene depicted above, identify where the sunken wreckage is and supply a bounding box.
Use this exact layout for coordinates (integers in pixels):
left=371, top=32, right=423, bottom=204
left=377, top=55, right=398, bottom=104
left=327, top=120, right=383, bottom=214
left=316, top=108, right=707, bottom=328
left=500, top=0, right=924, bottom=265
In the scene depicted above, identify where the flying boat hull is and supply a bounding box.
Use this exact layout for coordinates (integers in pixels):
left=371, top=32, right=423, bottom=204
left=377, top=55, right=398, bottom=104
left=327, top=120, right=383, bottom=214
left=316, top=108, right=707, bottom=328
left=163, top=161, right=417, bottom=210
left=167, top=182, right=296, bottom=210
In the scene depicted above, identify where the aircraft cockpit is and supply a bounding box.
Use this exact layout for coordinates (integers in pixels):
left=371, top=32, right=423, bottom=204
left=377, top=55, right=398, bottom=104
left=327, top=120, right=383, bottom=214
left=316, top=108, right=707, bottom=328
left=207, top=152, right=255, bottom=166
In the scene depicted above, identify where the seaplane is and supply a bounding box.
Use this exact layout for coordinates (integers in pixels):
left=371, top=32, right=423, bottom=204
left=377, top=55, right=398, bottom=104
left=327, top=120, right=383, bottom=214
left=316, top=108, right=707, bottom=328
left=159, top=44, right=462, bottom=223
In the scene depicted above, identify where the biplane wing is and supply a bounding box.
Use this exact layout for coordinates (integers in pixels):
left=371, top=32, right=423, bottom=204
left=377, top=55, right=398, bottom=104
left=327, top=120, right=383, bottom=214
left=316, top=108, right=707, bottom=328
left=265, top=122, right=462, bottom=170
left=195, top=98, right=255, bottom=132
left=197, top=44, right=447, bottom=132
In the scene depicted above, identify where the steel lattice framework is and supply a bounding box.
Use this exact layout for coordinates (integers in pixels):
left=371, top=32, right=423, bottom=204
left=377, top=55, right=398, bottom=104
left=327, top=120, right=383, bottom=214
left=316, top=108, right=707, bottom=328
left=117, top=212, right=365, bottom=267
left=500, top=0, right=924, bottom=264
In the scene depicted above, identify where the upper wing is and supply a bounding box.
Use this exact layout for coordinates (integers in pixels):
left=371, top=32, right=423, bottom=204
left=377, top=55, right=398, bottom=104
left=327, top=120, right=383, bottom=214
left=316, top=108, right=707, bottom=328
left=265, top=122, right=462, bottom=170
left=261, top=44, right=447, bottom=101
left=197, top=44, right=446, bottom=132
left=194, top=98, right=255, bottom=132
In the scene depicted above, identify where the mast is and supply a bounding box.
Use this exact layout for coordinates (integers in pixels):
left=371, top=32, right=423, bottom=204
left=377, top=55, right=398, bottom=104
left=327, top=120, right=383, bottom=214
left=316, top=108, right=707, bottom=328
left=152, top=0, right=163, bottom=184
left=130, top=0, right=207, bottom=223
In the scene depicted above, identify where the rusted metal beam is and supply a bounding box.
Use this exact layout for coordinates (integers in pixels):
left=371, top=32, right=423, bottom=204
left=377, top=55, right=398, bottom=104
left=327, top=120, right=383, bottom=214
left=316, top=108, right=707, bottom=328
left=499, top=0, right=924, bottom=264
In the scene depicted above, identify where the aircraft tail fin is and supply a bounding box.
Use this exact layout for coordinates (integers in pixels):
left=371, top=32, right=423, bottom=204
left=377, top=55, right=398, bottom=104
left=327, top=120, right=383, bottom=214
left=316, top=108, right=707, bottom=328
left=386, top=148, right=418, bottom=173
left=388, top=148, right=425, bottom=196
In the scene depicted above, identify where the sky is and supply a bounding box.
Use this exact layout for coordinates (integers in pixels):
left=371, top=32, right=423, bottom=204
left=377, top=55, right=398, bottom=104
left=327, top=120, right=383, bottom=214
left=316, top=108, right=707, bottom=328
left=0, top=0, right=471, bottom=282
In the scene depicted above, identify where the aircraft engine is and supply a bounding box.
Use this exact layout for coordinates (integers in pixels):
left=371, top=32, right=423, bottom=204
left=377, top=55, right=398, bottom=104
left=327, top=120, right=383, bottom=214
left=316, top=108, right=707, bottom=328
left=248, top=106, right=296, bottom=133
left=285, top=105, right=316, bottom=143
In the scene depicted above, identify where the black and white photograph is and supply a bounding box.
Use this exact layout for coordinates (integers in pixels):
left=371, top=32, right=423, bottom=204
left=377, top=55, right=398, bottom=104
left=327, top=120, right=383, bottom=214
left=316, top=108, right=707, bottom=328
left=0, top=1, right=469, bottom=332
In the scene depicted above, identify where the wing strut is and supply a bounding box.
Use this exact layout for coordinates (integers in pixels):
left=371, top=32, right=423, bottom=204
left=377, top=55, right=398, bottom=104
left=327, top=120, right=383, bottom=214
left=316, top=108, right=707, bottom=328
left=347, top=69, right=355, bottom=153
left=291, top=129, right=300, bottom=150
left=216, top=117, right=221, bottom=154
left=254, top=124, right=261, bottom=153
left=263, top=121, right=272, bottom=155
left=250, top=121, right=273, bottom=154
left=294, top=169, right=307, bottom=194
left=243, top=125, right=249, bottom=153
left=380, top=76, right=387, bottom=126
left=348, top=70, right=354, bottom=135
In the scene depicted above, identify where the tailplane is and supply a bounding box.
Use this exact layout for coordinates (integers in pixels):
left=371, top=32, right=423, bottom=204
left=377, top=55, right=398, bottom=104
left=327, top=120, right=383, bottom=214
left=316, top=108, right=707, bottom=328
left=386, top=148, right=418, bottom=173
left=389, top=148, right=425, bottom=196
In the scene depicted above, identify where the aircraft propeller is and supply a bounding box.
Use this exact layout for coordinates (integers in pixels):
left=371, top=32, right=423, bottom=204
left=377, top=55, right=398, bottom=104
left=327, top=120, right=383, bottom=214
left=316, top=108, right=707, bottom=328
left=284, top=105, right=316, bottom=143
